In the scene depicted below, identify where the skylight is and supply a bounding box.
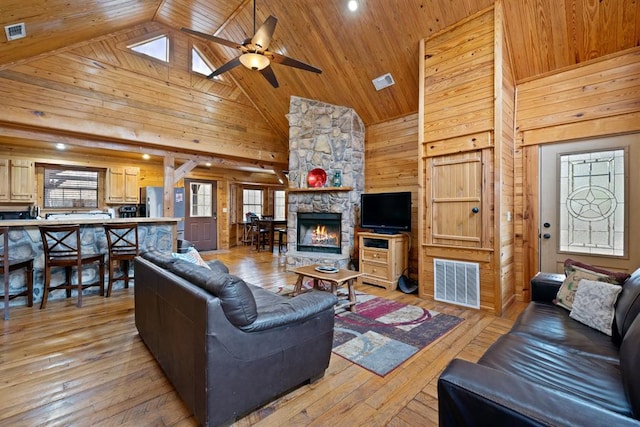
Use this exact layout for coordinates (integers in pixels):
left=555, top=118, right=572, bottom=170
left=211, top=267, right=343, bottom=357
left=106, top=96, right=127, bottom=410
left=128, top=35, right=169, bottom=62
left=192, top=48, right=214, bottom=76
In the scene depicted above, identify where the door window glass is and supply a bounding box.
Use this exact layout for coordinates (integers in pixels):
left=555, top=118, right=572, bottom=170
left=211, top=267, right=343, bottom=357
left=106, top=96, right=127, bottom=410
left=559, top=149, right=625, bottom=256
left=190, top=183, right=212, bottom=217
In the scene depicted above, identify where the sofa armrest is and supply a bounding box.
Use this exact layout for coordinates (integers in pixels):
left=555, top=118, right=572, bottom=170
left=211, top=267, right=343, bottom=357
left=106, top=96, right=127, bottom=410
left=438, top=359, right=640, bottom=427
left=240, top=290, right=338, bottom=332
left=530, top=272, right=565, bottom=303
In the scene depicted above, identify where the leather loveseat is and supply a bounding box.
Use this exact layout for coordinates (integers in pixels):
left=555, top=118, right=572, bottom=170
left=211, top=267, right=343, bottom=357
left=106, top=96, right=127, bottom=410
left=438, top=267, right=640, bottom=426
left=134, top=251, right=338, bottom=426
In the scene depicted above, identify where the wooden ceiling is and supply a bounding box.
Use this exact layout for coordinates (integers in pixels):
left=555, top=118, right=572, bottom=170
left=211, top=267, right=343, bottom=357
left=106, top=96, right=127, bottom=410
left=0, top=0, right=638, bottom=140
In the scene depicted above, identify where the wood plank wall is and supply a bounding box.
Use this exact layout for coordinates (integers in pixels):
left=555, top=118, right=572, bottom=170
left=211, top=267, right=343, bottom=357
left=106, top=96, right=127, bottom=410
left=513, top=47, right=640, bottom=299
left=419, top=3, right=516, bottom=315
left=0, top=21, right=286, bottom=166
left=496, top=3, right=517, bottom=312
left=365, top=113, right=420, bottom=273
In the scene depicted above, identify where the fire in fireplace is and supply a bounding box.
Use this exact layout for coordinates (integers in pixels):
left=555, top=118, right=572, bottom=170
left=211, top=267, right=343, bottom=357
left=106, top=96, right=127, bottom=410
left=297, top=212, right=341, bottom=254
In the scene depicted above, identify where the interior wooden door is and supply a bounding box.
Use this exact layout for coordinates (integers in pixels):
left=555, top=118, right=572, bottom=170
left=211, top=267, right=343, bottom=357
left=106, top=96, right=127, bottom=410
left=428, top=151, right=484, bottom=248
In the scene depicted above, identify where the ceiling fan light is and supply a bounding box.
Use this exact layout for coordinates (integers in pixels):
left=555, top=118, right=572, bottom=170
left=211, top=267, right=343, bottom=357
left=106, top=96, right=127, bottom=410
left=239, top=53, right=270, bottom=70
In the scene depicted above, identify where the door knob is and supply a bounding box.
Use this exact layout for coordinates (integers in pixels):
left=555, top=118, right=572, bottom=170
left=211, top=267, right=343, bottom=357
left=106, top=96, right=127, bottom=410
left=543, top=233, right=551, bottom=239
left=543, top=222, right=551, bottom=228
left=471, top=207, right=479, bottom=214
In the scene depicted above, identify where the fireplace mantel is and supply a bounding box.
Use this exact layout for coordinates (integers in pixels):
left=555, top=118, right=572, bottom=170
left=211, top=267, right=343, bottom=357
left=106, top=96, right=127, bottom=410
left=287, top=187, right=353, bottom=193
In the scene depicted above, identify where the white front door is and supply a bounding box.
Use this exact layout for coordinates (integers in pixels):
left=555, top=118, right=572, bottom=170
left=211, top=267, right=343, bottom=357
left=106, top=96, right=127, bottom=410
left=539, top=134, right=640, bottom=273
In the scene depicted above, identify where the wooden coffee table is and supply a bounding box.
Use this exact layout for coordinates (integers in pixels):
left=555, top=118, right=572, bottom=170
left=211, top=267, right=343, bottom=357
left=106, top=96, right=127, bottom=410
left=291, top=264, right=363, bottom=312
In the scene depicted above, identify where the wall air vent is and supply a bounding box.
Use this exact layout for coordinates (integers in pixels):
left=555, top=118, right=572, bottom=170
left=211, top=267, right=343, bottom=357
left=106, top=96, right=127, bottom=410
left=5, top=23, right=26, bottom=41
left=434, top=259, right=480, bottom=309
left=372, top=73, right=395, bottom=91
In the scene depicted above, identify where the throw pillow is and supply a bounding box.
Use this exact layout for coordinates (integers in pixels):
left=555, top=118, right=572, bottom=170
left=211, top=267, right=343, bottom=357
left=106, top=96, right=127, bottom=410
left=555, top=265, right=620, bottom=310
left=564, top=258, right=630, bottom=284
left=172, top=246, right=211, bottom=270
left=569, top=279, right=622, bottom=336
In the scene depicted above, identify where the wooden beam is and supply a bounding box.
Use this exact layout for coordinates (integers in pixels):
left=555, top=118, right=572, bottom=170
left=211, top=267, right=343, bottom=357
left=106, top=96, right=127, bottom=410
left=164, top=154, right=175, bottom=217
left=174, top=159, right=198, bottom=183
left=0, top=125, right=288, bottom=171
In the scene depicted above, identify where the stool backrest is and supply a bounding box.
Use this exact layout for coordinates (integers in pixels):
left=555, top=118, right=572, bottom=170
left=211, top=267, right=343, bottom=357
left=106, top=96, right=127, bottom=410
left=39, top=225, right=82, bottom=263
left=104, top=223, right=139, bottom=256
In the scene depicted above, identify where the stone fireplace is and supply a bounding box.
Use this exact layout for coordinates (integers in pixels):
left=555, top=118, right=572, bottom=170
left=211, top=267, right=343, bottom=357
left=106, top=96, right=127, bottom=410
left=286, top=96, right=364, bottom=269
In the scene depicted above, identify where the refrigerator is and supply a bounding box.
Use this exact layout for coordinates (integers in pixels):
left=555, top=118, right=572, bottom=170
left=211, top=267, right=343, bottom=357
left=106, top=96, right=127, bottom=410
left=140, top=187, right=185, bottom=240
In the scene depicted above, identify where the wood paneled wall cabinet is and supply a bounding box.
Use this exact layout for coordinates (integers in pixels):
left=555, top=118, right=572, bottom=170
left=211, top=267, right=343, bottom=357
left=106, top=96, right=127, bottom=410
left=357, top=232, right=409, bottom=291
left=0, top=158, right=36, bottom=203
left=418, top=4, right=516, bottom=315
left=105, top=167, right=140, bottom=204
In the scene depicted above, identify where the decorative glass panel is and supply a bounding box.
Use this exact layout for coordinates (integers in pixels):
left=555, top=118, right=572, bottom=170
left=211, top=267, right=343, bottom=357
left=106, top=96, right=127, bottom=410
left=559, top=149, right=625, bottom=256
left=190, top=183, right=212, bottom=217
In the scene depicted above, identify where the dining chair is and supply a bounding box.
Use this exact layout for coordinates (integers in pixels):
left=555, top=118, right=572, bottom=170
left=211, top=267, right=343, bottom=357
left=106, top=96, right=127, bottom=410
left=39, top=225, right=105, bottom=309
left=0, top=227, right=34, bottom=320
left=257, top=218, right=273, bottom=252
left=104, top=223, right=139, bottom=297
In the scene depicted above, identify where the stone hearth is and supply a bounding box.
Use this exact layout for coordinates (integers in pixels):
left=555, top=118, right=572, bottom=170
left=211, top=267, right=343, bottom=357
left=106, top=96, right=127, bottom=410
left=285, top=96, right=364, bottom=269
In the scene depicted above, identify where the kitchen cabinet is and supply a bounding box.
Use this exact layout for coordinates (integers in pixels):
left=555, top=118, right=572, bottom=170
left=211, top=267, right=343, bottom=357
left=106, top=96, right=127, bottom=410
left=105, top=167, right=139, bottom=204
left=0, top=158, right=36, bottom=203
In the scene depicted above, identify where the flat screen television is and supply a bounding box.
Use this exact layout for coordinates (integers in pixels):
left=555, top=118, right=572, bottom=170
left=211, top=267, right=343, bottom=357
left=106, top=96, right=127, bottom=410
left=360, top=191, right=412, bottom=234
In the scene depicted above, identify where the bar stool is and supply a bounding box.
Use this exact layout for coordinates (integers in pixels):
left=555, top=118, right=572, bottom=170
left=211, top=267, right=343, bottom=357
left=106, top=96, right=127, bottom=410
left=104, top=223, right=138, bottom=297
left=1, top=227, right=34, bottom=320
left=39, top=225, right=105, bottom=309
left=275, top=227, right=287, bottom=253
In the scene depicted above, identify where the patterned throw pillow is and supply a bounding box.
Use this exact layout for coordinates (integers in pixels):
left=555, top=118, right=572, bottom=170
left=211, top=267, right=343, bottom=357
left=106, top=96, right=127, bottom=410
left=569, top=279, right=622, bottom=336
left=172, top=247, right=211, bottom=270
left=555, top=265, right=620, bottom=310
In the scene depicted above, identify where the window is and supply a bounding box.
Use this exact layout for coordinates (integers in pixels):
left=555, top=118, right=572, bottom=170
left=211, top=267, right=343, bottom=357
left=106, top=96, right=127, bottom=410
left=559, top=149, right=625, bottom=256
left=274, top=190, right=286, bottom=220
left=243, top=189, right=263, bottom=219
left=192, top=47, right=214, bottom=76
left=44, top=167, right=99, bottom=209
left=190, top=183, right=213, bottom=217
left=128, top=35, right=169, bottom=62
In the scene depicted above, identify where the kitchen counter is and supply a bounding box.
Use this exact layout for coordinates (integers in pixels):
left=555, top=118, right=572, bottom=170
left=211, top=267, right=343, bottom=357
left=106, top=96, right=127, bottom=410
left=2, top=217, right=181, bottom=308
left=0, top=216, right=181, bottom=227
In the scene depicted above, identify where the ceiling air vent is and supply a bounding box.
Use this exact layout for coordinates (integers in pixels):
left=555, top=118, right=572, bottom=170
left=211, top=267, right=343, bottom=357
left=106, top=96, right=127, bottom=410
left=5, top=23, right=26, bottom=41
left=372, top=73, right=395, bottom=91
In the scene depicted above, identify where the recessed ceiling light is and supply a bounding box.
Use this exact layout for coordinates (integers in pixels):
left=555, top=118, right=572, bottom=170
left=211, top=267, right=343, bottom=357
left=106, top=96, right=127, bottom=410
left=348, top=0, right=358, bottom=12
left=205, top=162, right=212, bottom=167
left=142, top=153, right=150, bottom=160
left=55, top=143, right=66, bottom=150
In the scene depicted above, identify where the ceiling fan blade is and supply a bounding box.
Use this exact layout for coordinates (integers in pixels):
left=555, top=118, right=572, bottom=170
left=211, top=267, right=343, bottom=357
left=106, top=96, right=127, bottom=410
left=207, top=57, right=242, bottom=79
left=260, top=66, right=279, bottom=88
left=252, top=15, right=277, bottom=50
left=180, top=27, right=243, bottom=50
left=269, top=51, right=322, bottom=74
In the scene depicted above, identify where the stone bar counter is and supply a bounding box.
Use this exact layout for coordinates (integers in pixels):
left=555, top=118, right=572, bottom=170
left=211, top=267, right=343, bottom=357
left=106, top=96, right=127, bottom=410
left=1, top=217, right=180, bottom=308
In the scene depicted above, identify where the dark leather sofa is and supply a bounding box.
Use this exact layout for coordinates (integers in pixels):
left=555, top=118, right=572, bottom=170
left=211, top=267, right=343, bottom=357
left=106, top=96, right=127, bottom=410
left=438, top=268, right=640, bottom=426
left=134, top=251, right=338, bottom=427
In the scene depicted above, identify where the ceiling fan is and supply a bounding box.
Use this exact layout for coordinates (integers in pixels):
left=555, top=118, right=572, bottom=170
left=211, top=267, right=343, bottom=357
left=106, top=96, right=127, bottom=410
left=180, top=2, right=322, bottom=88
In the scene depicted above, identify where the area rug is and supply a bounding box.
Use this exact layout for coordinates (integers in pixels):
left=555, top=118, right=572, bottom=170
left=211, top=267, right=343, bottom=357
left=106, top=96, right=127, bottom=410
left=332, top=293, right=463, bottom=376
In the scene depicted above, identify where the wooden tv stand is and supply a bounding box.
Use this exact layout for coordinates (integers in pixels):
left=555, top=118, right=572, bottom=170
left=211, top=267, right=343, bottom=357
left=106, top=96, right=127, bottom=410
left=357, top=232, right=408, bottom=290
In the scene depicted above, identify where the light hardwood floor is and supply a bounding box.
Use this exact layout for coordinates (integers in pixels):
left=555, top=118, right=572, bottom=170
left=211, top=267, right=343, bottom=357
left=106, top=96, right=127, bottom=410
left=0, top=246, right=527, bottom=426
